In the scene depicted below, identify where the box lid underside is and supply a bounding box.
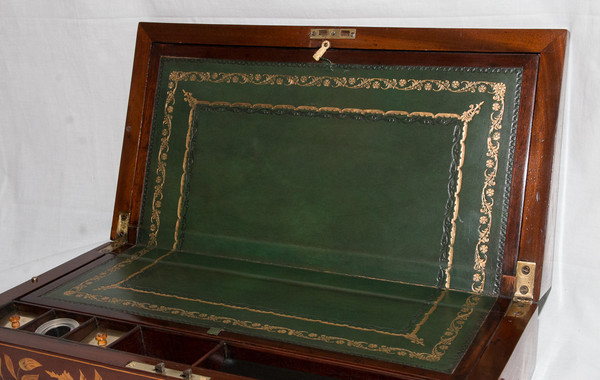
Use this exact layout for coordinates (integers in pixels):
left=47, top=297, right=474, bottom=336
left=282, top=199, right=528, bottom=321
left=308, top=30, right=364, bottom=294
left=136, top=57, right=522, bottom=296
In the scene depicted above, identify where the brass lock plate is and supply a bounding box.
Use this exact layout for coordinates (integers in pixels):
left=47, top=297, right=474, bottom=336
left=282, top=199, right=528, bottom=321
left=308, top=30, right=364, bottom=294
left=310, top=28, right=356, bottom=39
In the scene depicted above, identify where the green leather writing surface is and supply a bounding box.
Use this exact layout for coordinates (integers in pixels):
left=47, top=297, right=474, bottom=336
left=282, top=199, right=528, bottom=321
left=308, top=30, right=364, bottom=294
left=48, top=245, right=496, bottom=373
left=44, top=57, right=522, bottom=372
left=178, top=106, right=460, bottom=287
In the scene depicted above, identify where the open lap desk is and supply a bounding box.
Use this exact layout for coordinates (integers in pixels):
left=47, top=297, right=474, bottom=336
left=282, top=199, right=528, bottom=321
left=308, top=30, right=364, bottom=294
left=0, top=24, right=566, bottom=380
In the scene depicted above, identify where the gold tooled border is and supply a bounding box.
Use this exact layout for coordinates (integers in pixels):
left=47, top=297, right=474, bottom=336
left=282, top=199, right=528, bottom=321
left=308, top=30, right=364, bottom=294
left=166, top=71, right=506, bottom=292
left=64, top=289, right=481, bottom=363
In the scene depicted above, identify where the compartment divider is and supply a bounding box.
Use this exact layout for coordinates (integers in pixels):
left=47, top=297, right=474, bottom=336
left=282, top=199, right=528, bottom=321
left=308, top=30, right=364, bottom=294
left=61, top=317, right=97, bottom=341
left=192, top=342, right=227, bottom=367
left=18, top=310, right=57, bottom=332
left=109, top=325, right=143, bottom=352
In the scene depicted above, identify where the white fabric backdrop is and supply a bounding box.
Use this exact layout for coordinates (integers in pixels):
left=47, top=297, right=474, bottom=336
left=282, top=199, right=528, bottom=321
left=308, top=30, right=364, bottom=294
left=1, top=1, right=598, bottom=378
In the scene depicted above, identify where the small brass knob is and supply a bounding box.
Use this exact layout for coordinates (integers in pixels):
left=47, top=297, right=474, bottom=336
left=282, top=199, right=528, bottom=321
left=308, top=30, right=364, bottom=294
left=95, top=332, right=108, bottom=347
left=9, top=315, right=20, bottom=329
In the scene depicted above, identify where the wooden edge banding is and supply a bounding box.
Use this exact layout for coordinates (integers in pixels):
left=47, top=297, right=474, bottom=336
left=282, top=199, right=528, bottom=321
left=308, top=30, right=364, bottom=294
left=500, top=275, right=517, bottom=298
left=139, top=23, right=567, bottom=53
left=468, top=303, right=538, bottom=378
left=500, top=54, right=539, bottom=288
left=517, top=31, right=567, bottom=302
left=111, top=24, right=153, bottom=241
left=452, top=297, right=510, bottom=377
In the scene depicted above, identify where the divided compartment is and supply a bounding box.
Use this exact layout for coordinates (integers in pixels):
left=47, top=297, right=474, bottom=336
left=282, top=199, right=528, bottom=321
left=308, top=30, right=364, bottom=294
left=63, top=317, right=136, bottom=348
left=110, top=326, right=220, bottom=365
left=0, top=302, right=50, bottom=330
left=20, top=309, right=90, bottom=337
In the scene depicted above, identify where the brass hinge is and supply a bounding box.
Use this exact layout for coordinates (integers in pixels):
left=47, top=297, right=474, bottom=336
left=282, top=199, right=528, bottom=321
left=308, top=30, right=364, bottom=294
left=115, top=211, right=130, bottom=243
left=102, top=212, right=130, bottom=253
left=310, top=28, right=356, bottom=39
left=506, top=299, right=533, bottom=318
left=514, top=261, right=536, bottom=301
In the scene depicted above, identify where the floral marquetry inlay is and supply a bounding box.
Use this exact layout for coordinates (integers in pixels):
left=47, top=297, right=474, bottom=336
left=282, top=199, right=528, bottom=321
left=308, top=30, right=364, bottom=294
left=0, top=353, right=103, bottom=380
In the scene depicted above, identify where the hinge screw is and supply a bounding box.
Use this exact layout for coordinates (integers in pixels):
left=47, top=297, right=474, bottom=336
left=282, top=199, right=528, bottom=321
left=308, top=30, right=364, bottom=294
left=519, top=285, right=529, bottom=295
left=521, top=266, right=530, bottom=275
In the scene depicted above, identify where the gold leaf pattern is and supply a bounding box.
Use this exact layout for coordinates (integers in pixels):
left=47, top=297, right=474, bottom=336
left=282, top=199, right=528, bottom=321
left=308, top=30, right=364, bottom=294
left=183, top=97, right=460, bottom=121
left=21, top=375, right=39, bottom=380
left=54, top=290, right=480, bottom=363
left=46, top=371, right=74, bottom=380
left=94, top=370, right=102, bottom=380
left=18, top=359, right=41, bottom=372
left=4, top=354, right=16, bottom=379
left=471, top=82, right=506, bottom=293
left=175, top=69, right=507, bottom=293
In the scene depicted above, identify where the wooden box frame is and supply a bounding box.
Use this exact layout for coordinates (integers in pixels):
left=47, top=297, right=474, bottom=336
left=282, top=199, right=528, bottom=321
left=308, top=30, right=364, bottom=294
left=0, top=24, right=566, bottom=380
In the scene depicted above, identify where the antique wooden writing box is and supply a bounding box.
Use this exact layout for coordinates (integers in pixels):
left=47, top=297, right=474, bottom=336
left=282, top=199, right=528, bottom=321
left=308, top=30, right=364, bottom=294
left=0, top=24, right=566, bottom=379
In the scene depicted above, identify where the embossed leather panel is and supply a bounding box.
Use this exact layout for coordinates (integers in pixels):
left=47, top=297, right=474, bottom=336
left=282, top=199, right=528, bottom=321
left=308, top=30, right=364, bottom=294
left=135, top=58, right=522, bottom=294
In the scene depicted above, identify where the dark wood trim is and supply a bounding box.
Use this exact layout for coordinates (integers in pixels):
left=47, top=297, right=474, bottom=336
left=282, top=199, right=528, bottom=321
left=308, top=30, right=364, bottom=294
left=498, top=309, right=539, bottom=380
left=499, top=54, right=540, bottom=296
left=500, top=275, right=517, bottom=297
left=467, top=304, right=538, bottom=379
left=125, top=41, right=165, bottom=245
left=137, top=23, right=565, bottom=53
left=111, top=25, right=153, bottom=242
left=516, top=31, right=567, bottom=301
left=453, top=298, right=510, bottom=377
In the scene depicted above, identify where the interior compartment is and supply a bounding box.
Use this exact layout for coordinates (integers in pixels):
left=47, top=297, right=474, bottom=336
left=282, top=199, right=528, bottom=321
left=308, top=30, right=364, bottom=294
left=0, top=302, right=49, bottom=330
left=20, top=309, right=90, bottom=337
left=63, top=317, right=135, bottom=347
left=110, top=326, right=219, bottom=365
left=198, top=343, right=341, bottom=380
